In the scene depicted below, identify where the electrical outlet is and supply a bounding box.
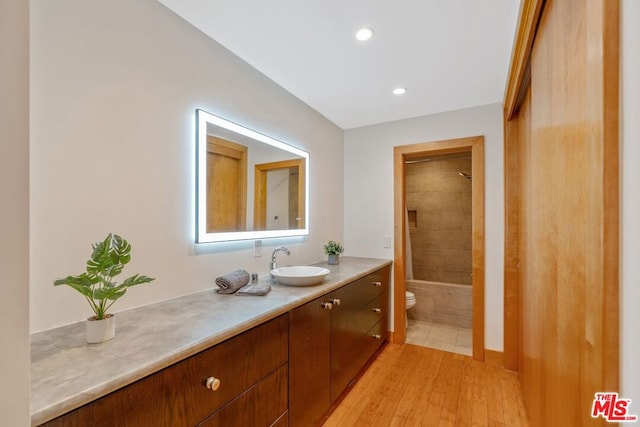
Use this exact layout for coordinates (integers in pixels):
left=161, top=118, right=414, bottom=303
left=383, top=236, right=391, bottom=248
left=254, top=240, right=262, bottom=257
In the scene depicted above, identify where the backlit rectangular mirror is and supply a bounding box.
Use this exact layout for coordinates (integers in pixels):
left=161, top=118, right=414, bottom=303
left=196, top=109, right=309, bottom=243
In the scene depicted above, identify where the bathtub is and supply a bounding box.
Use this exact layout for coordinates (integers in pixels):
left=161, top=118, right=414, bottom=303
left=405, top=279, right=472, bottom=329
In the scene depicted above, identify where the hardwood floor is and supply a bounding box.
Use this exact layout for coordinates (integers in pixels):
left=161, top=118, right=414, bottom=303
left=323, top=343, right=529, bottom=426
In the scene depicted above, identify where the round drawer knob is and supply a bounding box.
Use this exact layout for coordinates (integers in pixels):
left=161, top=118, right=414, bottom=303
left=321, top=302, right=333, bottom=310
left=372, top=308, right=381, bottom=313
left=331, top=298, right=341, bottom=306
left=372, top=334, right=381, bottom=340
left=205, top=376, right=221, bottom=391
left=372, top=281, right=382, bottom=287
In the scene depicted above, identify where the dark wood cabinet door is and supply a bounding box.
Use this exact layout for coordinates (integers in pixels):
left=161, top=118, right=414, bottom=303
left=288, top=295, right=332, bottom=426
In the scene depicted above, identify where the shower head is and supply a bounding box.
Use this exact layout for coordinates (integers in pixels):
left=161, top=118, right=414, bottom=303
left=458, top=172, right=472, bottom=180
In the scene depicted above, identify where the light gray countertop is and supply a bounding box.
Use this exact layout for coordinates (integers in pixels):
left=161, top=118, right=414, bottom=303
left=30, top=256, right=392, bottom=426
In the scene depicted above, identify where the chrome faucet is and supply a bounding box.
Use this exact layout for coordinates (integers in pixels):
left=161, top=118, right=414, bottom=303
left=270, top=246, right=291, bottom=276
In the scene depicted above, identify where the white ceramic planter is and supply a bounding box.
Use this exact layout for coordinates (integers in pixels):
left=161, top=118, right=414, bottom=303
left=86, top=314, right=116, bottom=343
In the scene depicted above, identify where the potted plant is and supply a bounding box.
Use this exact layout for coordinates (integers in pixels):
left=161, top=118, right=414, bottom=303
left=54, top=233, right=155, bottom=343
left=323, top=240, right=344, bottom=265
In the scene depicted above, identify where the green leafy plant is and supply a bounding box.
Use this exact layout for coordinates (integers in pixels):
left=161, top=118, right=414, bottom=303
left=323, top=240, right=344, bottom=256
left=54, top=234, right=155, bottom=320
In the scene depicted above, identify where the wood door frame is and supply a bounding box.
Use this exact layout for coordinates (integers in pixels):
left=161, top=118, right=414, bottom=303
left=393, top=135, right=485, bottom=361
left=254, top=158, right=306, bottom=231
left=502, top=0, right=545, bottom=372
left=207, top=136, right=247, bottom=232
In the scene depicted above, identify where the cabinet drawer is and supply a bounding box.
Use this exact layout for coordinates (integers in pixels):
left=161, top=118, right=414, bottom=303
left=42, top=314, right=288, bottom=427
left=360, top=315, right=388, bottom=358
left=198, top=364, right=288, bottom=427
left=362, top=290, right=389, bottom=331
left=350, top=267, right=389, bottom=305
left=348, top=315, right=388, bottom=395
left=331, top=288, right=388, bottom=341
left=184, top=314, right=288, bottom=421
left=330, top=315, right=388, bottom=402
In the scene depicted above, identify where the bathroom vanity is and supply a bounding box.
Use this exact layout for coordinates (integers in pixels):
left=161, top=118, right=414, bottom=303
left=289, top=267, right=389, bottom=425
left=31, top=257, right=391, bottom=426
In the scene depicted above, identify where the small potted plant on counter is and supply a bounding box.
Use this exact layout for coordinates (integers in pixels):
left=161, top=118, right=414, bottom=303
left=323, top=240, right=344, bottom=265
left=54, top=233, right=155, bottom=343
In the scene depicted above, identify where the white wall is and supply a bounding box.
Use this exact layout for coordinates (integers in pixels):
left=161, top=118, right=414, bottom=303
left=30, top=0, right=344, bottom=331
left=621, top=0, right=639, bottom=406
left=0, top=0, right=31, bottom=423
left=344, top=103, right=505, bottom=351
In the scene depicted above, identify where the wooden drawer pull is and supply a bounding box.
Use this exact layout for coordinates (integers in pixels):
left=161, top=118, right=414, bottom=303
left=372, top=281, right=382, bottom=287
left=372, top=308, right=381, bottom=313
left=205, top=376, right=221, bottom=391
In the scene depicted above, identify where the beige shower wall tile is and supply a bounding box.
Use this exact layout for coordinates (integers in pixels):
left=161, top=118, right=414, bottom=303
left=458, top=288, right=473, bottom=313
left=422, top=270, right=443, bottom=282
left=442, top=249, right=472, bottom=270
left=421, top=211, right=441, bottom=230
left=422, top=230, right=443, bottom=250
left=431, top=192, right=463, bottom=211
left=434, top=288, right=457, bottom=316
left=462, top=212, right=473, bottom=231
left=440, top=270, right=466, bottom=284
left=441, top=231, right=472, bottom=250
left=406, top=282, right=473, bottom=328
left=440, top=210, right=465, bottom=230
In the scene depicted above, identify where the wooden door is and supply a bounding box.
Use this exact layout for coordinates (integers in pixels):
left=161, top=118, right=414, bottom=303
left=329, top=283, right=358, bottom=402
left=207, top=136, right=247, bottom=232
left=503, top=0, right=619, bottom=425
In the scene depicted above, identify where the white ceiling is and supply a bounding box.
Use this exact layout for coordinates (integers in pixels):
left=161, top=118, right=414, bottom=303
left=158, top=0, right=521, bottom=130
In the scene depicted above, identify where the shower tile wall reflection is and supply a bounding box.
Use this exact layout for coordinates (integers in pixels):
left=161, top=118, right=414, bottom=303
left=405, top=156, right=472, bottom=284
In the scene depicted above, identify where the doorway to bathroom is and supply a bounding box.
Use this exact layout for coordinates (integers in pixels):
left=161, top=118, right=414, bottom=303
left=393, top=136, right=485, bottom=361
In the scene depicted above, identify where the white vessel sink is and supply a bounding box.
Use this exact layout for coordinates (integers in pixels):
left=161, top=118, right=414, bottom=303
left=271, top=266, right=330, bottom=286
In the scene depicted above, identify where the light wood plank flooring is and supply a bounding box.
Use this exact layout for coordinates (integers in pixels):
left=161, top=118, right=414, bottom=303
left=323, top=343, right=529, bottom=426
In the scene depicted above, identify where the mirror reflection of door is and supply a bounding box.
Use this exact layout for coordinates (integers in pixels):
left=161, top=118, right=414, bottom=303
left=254, top=159, right=305, bottom=231
left=207, top=136, right=247, bottom=232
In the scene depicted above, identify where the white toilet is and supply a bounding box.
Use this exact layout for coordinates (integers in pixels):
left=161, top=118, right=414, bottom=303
left=405, top=291, right=416, bottom=310
left=405, top=291, right=416, bottom=327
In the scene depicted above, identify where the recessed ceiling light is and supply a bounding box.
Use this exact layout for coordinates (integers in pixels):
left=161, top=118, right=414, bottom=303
left=355, top=27, right=375, bottom=41
left=393, top=87, right=407, bottom=95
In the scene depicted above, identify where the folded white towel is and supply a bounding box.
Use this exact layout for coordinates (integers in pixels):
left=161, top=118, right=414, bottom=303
left=215, top=269, right=250, bottom=294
